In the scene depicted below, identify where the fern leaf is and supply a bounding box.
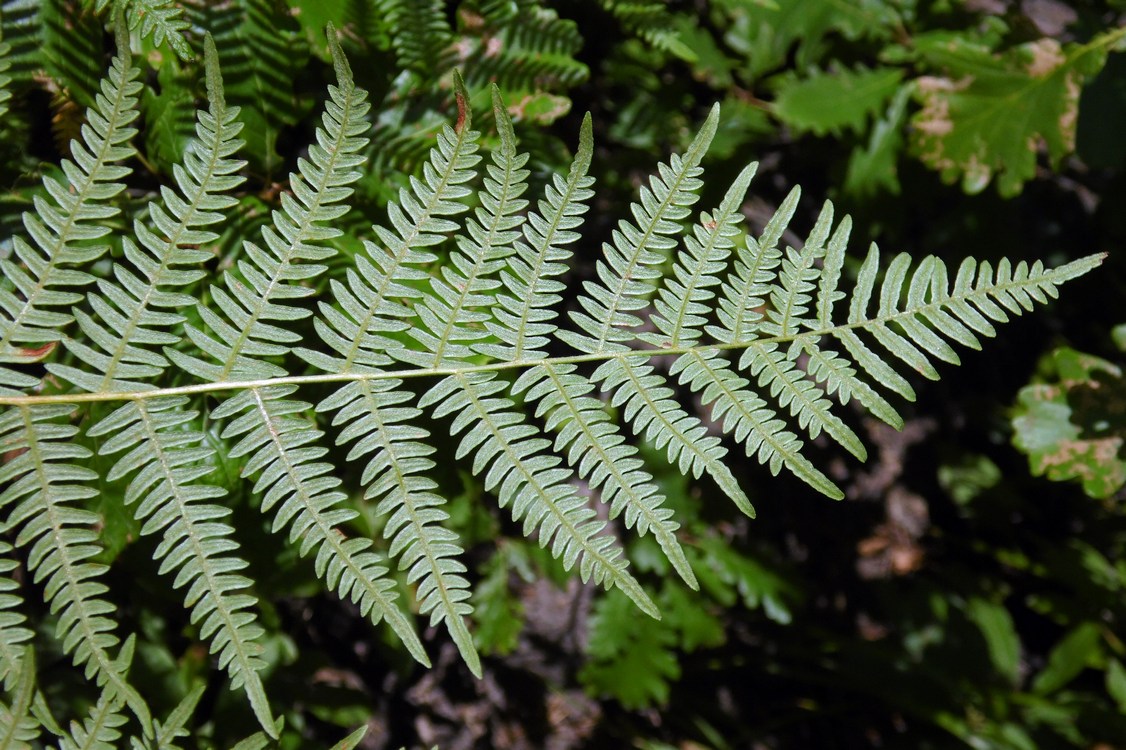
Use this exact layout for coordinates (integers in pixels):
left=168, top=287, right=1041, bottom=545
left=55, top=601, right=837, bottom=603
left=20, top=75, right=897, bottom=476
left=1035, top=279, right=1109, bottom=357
left=166, top=33, right=428, bottom=684
left=87, top=398, right=271, bottom=734
left=707, top=186, right=799, bottom=345
left=210, top=386, right=428, bottom=668
left=319, top=379, right=470, bottom=672
left=0, top=32, right=141, bottom=394
left=0, top=645, right=38, bottom=748
left=168, top=30, right=370, bottom=383
left=50, top=34, right=246, bottom=393
left=590, top=357, right=754, bottom=518
left=421, top=371, right=658, bottom=618
left=478, top=112, right=594, bottom=362
left=647, top=162, right=758, bottom=349
left=0, top=405, right=149, bottom=728
left=94, top=0, right=191, bottom=59
left=560, top=104, right=719, bottom=354
left=0, top=545, right=31, bottom=687
left=300, top=75, right=484, bottom=672
left=377, top=0, right=452, bottom=76
left=53, top=684, right=127, bottom=750
left=513, top=363, right=695, bottom=589
left=397, top=86, right=528, bottom=369
left=298, top=74, right=482, bottom=376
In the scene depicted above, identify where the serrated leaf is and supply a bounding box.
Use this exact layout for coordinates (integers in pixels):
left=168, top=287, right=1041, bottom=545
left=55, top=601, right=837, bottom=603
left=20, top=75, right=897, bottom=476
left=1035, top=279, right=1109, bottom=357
left=773, top=65, right=904, bottom=136
left=910, top=28, right=1126, bottom=196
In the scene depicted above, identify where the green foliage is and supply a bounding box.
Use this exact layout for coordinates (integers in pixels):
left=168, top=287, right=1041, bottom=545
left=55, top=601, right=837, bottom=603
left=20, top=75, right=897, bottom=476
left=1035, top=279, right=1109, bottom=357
left=911, top=28, right=1126, bottom=196
left=1013, top=329, right=1126, bottom=499
left=0, top=3, right=1121, bottom=748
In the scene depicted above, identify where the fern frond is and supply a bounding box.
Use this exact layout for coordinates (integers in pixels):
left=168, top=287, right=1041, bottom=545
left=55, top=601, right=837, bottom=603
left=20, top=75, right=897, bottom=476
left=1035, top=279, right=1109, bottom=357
left=398, top=87, right=528, bottom=368
left=0, top=33, right=141, bottom=394
left=560, top=104, right=719, bottom=354
left=298, top=74, right=481, bottom=377
left=0, top=544, right=31, bottom=687
left=165, top=32, right=428, bottom=691
left=477, top=112, right=594, bottom=362
left=513, top=363, right=695, bottom=588
left=168, top=31, right=369, bottom=383
left=462, top=6, right=588, bottom=95
left=210, top=386, right=428, bottom=667
left=377, top=0, right=453, bottom=76
left=299, top=75, right=484, bottom=672
left=0, top=645, right=38, bottom=747
left=94, top=0, right=191, bottom=59
left=0, top=405, right=149, bottom=728
left=318, top=379, right=469, bottom=671
left=422, top=371, right=658, bottom=618
left=51, top=35, right=246, bottom=394
left=53, top=683, right=127, bottom=750
left=128, top=685, right=203, bottom=750
left=87, top=398, right=270, bottom=733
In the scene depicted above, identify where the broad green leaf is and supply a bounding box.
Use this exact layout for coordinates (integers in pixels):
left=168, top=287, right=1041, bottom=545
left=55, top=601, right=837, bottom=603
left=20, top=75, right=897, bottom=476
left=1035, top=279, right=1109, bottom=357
left=845, top=83, right=910, bottom=196
left=772, top=65, right=904, bottom=136
left=1012, top=346, right=1126, bottom=499
left=911, top=27, right=1126, bottom=196
left=1031, top=622, right=1102, bottom=695
left=964, top=597, right=1020, bottom=686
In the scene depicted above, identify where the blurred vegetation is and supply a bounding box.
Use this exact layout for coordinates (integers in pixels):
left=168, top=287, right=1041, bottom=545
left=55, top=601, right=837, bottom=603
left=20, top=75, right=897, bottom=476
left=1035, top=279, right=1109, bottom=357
left=1, top=0, right=1125, bottom=748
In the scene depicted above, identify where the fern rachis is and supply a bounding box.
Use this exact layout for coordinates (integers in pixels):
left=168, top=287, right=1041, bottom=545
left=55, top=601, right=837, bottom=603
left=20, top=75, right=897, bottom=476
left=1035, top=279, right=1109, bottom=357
left=0, top=18, right=1103, bottom=741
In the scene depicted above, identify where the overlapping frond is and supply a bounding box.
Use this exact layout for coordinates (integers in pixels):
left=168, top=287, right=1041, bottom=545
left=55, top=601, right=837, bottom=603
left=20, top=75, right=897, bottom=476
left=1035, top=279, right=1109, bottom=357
left=54, top=685, right=127, bottom=750
left=0, top=12, right=1105, bottom=733
left=160, top=32, right=430, bottom=697
left=377, top=0, right=453, bottom=77
left=0, top=406, right=148, bottom=727
left=0, top=646, right=38, bottom=747
left=51, top=35, right=246, bottom=394
left=0, top=543, right=31, bottom=687
left=0, top=32, right=140, bottom=394
left=94, top=0, right=191, bottom=59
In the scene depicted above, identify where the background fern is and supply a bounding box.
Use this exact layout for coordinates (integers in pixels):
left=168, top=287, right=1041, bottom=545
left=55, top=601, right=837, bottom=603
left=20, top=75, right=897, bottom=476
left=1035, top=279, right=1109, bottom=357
left=0, top=3, right=1122, bottom=749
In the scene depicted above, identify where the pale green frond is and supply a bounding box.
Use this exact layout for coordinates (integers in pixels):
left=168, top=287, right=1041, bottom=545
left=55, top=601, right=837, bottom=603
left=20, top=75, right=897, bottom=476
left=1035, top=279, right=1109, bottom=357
left=95, top=0, right=192, bottom=59
left=646, top=161, right=757, bottom=349
left=50, top=35, right=246, bottom=393
left=478, top=113, right=594, bottom=362
left=397, top=87, right=529, bottom=369
left=797, top=336, right=903, bottom=430
left=0, top=406, right=149, bottom=728
left=128, top=685, right=204, bottom=750
left=513, top=363, right=696, bottom=589
left=760, top=200, right=839, bottom=338
left=589, top=358, right=756, bottom=518
left=87, top=397, right=271, bottom=735
left=422, top=372, right=657, bottom=617
left=210, top=387, right=429, bottom=669
left=669, top=350, right=842, bottom=499
left=297, top=74, right=481, bottom=376
left=0, top=38, right=141, bottom=394
left=168, top=32, right=371, bottom=383
left=707, top=186, right=799, bottom=345
left=0, top=646, right=38, bottom=749
left=0, top=545, right=32, bottom=688
left=737, top=341, right=865, bottom=461
left=53, top=684, right=127, bottom=750
left=320, top=379, right=472, bottom=673
left=845, top=249, right=1103, bottom=383
left=560, top=105, right=718, bottom=354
